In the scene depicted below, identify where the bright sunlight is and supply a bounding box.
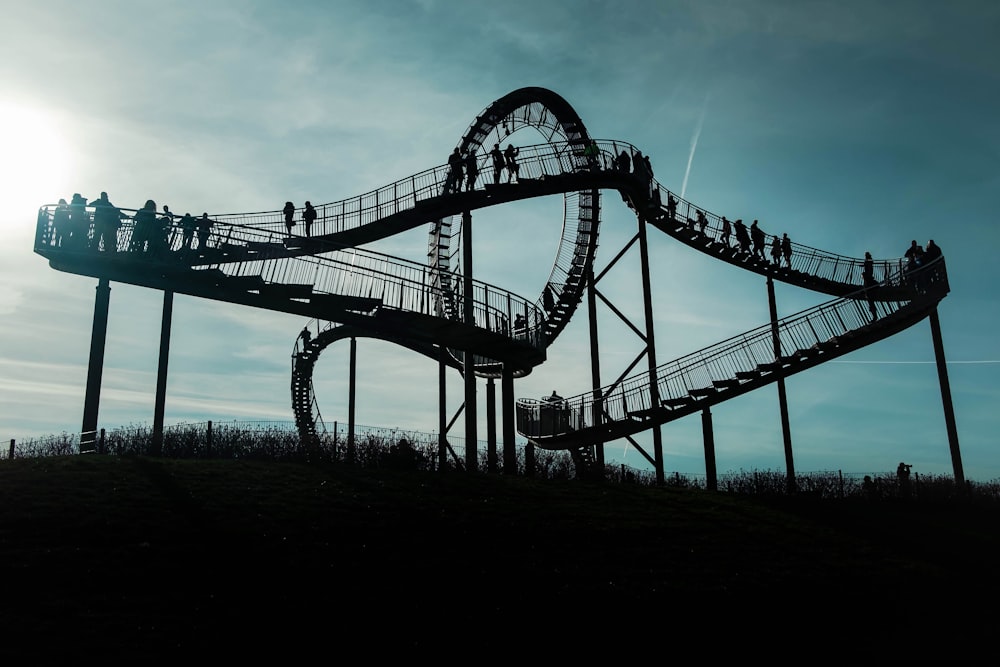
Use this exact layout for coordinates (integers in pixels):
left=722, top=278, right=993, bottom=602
left=0, top=101, right=72, bottom=224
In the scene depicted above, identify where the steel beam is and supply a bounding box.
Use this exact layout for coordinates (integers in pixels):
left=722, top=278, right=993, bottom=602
left=81, top=278, right=111, bottom=453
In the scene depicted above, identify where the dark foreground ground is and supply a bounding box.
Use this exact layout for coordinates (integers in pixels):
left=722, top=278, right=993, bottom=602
left=1, top=455, right=997, bottom=658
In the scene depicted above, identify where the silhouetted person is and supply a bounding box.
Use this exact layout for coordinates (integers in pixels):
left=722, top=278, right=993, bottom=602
left=52, top=198, right=70, bottom=248
left=666, top=194, right=677, bottom=221
left=513, top=313, right=526, bottom=333
left=91, top=192, right=124, bottom=253
left=300, top=326, right=311, bottom=346
left=504, top=144, right=519, bottom=183
left=179, top=212, right=196, bottom=250
left=770, top=236, right=781, bottom=265
left=923, top=239, right=943, bottom=285
left=781, top=233, right=792, bottom=268
left=158, top=205, right=174, bottom=251
left=445, top=147, right=463, bottom=194
left=904, top=239, right=923, bottom=264
left=897, top=462, right=912, bottom=498
left=543, top=285, right=555, bottom=314
left=303, top=201, right=317, bottom=237
left=283, top=201, right=295, bottom=236
left=197, top=212, right=213, bottom=250
left=862, top=252, right=878, bottom=319
left=720, top=216, right=731, bottom=247
left=750, top=220, right=765, bottom=259
left=862, top=251, right=876, bottom=287
left=697, top=210, right=708, bottom=234
left=583, top=140, right=600, bottom=170
left=616, top=149, right=631, bottom=174
left=130, top=199, right=157, bottom=253
left=735, top=219, right=750, bottom=254
left=463, top=150, right=479, bottom=191
left=69, top=193, right=88, bottom=247
left=490, top=143, right=505, bottom=184
left=923, top=239, right=942, bottom=267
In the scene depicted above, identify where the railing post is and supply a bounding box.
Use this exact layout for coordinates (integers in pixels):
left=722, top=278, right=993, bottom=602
left=206, top=420, right=213, bottom=458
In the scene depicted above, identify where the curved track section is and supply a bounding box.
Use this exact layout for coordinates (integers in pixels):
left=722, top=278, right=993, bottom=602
left=32, top=87, right=951, bottom=459
left=515, top=259, right=949, bottom=449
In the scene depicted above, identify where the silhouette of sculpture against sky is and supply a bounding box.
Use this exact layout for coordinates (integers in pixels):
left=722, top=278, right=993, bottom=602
left=32, top=87, right=961, bottom=486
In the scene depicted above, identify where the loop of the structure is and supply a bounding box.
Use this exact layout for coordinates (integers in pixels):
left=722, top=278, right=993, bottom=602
left=427, top=87, right=601, bottom=376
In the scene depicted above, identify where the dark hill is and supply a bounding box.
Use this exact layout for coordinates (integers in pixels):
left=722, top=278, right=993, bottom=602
left=1, top=456, right=995, bottom=658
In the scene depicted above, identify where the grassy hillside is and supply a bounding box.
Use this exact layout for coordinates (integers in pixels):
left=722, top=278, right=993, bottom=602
left=1, top=455, right=996, bottom=658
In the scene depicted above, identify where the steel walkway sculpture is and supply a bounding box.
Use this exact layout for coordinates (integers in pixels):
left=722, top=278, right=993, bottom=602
left=33, top=87, right=951, bottom=475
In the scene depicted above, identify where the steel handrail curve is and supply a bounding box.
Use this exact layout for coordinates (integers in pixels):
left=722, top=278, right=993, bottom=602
left=34, top=205, right=547, bottom=352
left=36, top=139, right=895, bottom=294
left=516, top=257, right=947, bottom=439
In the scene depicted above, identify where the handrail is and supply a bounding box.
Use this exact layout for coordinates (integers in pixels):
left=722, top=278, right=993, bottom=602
left=34, top=205, right=546, bottom=353
left=515, top=257, right=948, bottom=440
left=34, top=139, right=901, bottom=282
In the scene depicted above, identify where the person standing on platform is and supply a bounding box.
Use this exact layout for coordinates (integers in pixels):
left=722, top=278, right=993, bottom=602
left=303, top=201, right=317, bottom=237
left=283, top=201, right=295, bottom=236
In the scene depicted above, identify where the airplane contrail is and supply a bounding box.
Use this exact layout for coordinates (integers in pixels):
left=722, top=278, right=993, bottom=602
left=680, top=96, right=709, bottom=200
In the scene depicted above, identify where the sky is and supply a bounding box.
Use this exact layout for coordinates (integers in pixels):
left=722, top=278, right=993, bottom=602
left=1, top=0, right=998, bottom=480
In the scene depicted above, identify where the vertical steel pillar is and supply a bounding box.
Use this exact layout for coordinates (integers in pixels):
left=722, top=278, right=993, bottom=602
left=81, top=278, right=111, bottom=453
left=587, top=262, right=605, bottom=474
left=929, top=308, right=965, bottom=485
left=462, top=210, right=478, bottom=472
left=637, top=219, right=664, bottom=484
left=486, top=378, right=497, bottom=473
left=766, top=276, right=796, bottom=492
left=439, top=345, right=448, bottom=471
left=151, top=290, right=174, bottom=456
left=502, top=365, right=516, bottom=474
left=347, top=336, right=357, bottom=464
left=702, top=407, right=718, bottom=492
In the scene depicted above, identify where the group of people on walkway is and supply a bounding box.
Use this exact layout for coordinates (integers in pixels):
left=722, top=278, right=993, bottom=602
left=283, top=201, right=318, bottom=237
left=444, top=144, right=520, bottom=194
left=44, top=192, right=215, bottom=255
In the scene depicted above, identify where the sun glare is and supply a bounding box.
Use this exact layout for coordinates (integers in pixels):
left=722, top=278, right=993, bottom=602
left=0, top=102, right=72, bottom=224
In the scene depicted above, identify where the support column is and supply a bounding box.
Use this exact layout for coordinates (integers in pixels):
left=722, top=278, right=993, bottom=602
left=81, top=278, right=111, bottom=453
left=702, top=407, right=717, bottom=492
left=929, top=308, right=964, bottom=485
left=151, top=290, right=174, bottom=456
left=767, top=276, right=795, bottom=492
left=462, top=210, right=477, bottom=472
left=501, top=365, right=516, bottom=474
left=486, top=378, right=497, bottom=473
left=347, top=336, right=357, bottom=464
left=587, top=262, right=605, bottom=474
left=439, top=345, right=448, bottom=471
left=637, top=219, right=664, bottom=484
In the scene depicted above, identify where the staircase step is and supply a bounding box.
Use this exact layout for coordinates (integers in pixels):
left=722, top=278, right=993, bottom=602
left=757, top=361, right=782, bottom=372
left=689, top=387, right=717, bottom=398
left=735, top=370, right=760, bottom=380
left=662, top=397, right=694, bottom=409
left=259, top=283, right=314, bottom=299
left=226, top=274, right=266, bottom=290
left=310, top=293, right=382, bottom=312
left=712, top=379, right=741, bottom=389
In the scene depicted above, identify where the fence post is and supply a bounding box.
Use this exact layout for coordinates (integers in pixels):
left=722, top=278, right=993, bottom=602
left=8, top=439, right=14, bottom=460
left=207, top=420, right=213, bottom=458
left=839, top=470, right=844, bottom=498
left=525, top=442, right=535, bottom=478
left=99, top=428, right=106, bottom=455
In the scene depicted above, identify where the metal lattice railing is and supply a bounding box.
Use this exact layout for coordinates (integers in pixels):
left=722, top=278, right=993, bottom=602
left=515, top=258, right=948, bottom=439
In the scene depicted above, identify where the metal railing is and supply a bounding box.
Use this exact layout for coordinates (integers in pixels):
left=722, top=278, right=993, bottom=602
left=517, top=258, right=947, bottom=439
left=34, top=206, right=546, bottom=352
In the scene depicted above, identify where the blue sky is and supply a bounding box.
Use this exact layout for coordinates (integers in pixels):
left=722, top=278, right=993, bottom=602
left=1, top=0, right=998, bottom=479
